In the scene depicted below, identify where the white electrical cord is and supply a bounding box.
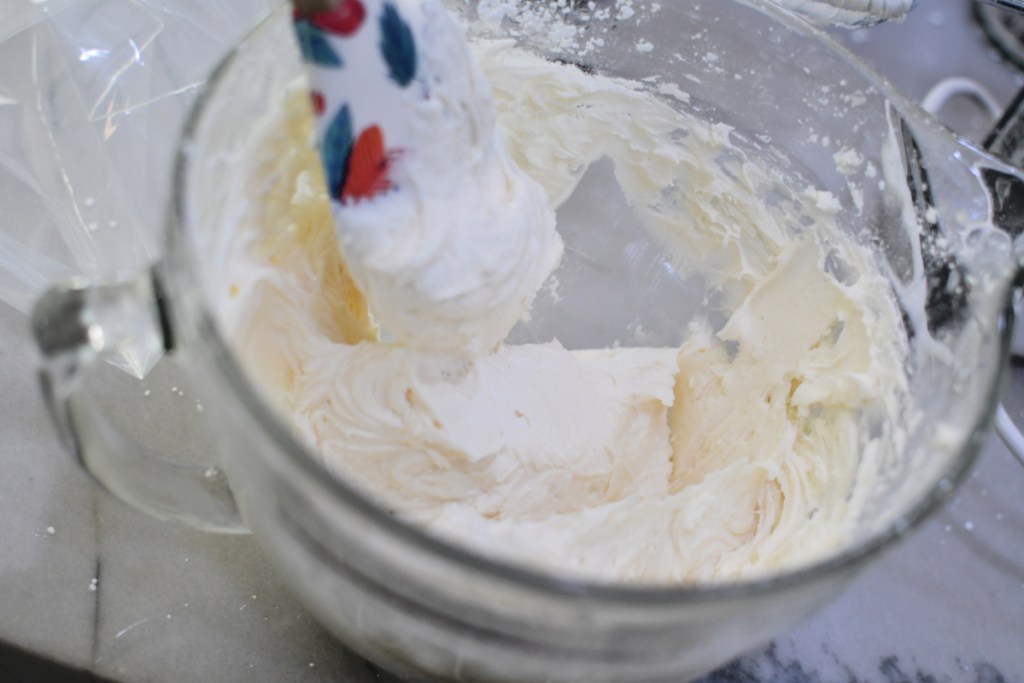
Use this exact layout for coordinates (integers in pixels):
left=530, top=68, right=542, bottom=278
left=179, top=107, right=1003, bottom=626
left=919, top=78, right=1024, bottom=468
left=921, top=77, right=1004, bottom=122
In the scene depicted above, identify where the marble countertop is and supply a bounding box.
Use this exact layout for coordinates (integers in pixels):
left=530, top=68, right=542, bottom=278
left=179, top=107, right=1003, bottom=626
left=1, top=1, right=1023, bottom=681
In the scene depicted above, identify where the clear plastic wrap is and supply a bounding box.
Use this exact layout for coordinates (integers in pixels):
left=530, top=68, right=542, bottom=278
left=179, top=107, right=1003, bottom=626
left=0, top=3, right=254, bottom=366
left=0, top=0, right=276, bottom=374
left=0, top=0, right=911, bottom=376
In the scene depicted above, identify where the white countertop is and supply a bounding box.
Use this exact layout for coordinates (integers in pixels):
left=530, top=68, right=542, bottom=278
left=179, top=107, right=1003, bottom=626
left=1, top=1, right=1023, bottom=681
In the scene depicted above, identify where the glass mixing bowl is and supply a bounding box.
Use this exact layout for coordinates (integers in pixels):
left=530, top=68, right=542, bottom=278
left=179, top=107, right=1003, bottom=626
left=30, top=1, right=1024, bottom=680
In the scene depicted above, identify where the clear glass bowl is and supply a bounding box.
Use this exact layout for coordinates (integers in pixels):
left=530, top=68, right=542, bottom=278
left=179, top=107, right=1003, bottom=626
left=31, top=1, right=1024, bottom=681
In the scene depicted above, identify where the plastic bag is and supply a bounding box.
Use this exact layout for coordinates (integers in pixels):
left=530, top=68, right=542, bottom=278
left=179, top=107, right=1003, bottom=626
left=0, top=0, right=914, bottom=379
left=0, top=0, right=276, bottom=376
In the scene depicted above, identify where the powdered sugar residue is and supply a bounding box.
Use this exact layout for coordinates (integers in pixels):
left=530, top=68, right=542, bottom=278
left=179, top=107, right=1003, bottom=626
left=476, top=0, right=657, bottom=56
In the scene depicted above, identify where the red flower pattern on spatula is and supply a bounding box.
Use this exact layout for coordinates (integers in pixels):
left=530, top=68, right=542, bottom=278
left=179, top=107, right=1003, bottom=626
left=308, top=0, right=366, bottom=36
left=341, top=125, right=393, bottom=202
left=310, top=90, right=326, bottom=116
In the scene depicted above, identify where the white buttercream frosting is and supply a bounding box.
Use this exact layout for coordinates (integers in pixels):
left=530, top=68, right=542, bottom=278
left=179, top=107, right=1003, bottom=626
left=217, top=28, right=910, bottom=584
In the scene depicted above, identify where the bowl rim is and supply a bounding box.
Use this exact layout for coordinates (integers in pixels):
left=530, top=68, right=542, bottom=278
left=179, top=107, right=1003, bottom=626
left=167, top=0, right=1007, bottom=606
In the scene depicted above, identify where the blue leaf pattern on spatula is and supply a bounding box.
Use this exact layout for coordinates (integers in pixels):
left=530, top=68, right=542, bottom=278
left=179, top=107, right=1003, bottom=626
left=295, top=19, right=343, bottom=68
left=322, top=105, right=354, bottom=199
left=379, top=4, right=416, bottom=87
